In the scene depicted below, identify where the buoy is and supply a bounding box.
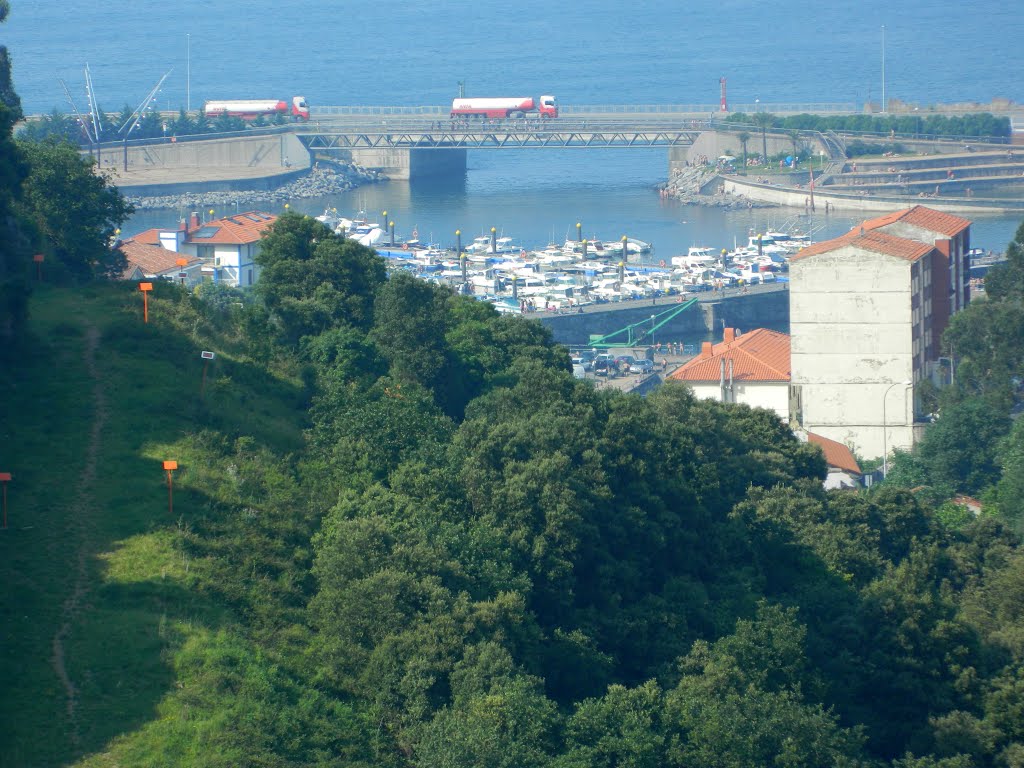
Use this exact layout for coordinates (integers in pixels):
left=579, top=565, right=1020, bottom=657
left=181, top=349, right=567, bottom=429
left=659, top=259, right=666, bottom=267
left=412, top=228, right=419, bottom=239
left=402, top=243, right=409, bottom=250
left=520, top=249, right=527, bottom=258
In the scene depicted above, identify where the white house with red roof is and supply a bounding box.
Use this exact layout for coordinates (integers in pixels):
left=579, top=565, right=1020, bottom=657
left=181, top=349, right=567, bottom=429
left=667, top=327, right=864, bottom=487
left=789, top=206, right=972, bottom=462
left=131, top=211, right=278, bottom=289
left=667, top=327, right=791, bottom=422
left=798, top=430, right=863, bottom=490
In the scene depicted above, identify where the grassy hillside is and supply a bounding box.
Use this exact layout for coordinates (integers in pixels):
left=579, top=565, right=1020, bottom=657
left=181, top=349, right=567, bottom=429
left=0, top=283, right=315, bottom=766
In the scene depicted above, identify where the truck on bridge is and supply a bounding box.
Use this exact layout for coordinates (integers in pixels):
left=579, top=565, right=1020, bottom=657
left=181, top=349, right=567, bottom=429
left=203, top=96, right=310, bottom=122
left=450, top=95, right=558, bottom=119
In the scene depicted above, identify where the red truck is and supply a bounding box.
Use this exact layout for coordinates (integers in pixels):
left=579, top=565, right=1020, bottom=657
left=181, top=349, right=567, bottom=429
left=450, top=95, right=558, bottom=119
left=203, top=96, right=310, bottom=121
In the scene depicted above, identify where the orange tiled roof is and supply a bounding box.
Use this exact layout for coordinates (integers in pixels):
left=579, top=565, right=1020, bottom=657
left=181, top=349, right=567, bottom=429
left=668, top=328, right=790, bottom=383
left=806, top=432, right=861, bottom=474
left=131, top=228, right=163, bottom=246
left=790, top=228, right=933, bottom=263
left=860, top=205, right=971, bottom=238
left=186, top=211, right=277, bottom=245
left=120, top=240, right=201, bottom=276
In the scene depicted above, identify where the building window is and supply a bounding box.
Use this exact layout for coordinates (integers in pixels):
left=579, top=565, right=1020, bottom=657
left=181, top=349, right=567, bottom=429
left=247, top=269, right=253, bottom=286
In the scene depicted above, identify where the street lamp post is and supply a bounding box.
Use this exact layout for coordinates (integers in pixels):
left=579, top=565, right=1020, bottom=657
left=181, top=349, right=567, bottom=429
left=882, top=379, right=912, bottom=477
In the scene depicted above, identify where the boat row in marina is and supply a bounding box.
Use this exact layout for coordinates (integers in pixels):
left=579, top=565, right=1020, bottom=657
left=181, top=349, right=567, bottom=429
left=314, top=209, right=811, bottom=314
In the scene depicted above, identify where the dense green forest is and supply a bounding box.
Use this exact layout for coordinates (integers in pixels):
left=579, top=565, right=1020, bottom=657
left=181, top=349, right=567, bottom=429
left=5, top=8, right=1024, bottom=767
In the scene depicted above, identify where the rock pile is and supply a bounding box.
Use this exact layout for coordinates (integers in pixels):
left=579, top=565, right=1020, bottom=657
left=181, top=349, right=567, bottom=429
left=126, top=161, right=384, bottom=211
left=661, top=165, right=774, bottom=209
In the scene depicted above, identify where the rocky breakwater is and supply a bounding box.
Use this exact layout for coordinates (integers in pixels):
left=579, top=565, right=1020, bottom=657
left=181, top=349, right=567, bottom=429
left=662, top=165, right=774, bottom=209
left=126, top=161, right=384, bottom=211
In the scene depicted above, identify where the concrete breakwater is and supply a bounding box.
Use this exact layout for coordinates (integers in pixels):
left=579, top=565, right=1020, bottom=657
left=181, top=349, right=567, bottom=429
left=536, top=284, right=789, bottom=347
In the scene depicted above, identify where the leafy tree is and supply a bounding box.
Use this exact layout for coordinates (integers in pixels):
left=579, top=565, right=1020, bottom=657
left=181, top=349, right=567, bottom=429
left=15, top=139, right=132, bottom=280
left=254, top=213, right=386, bottom=346
left=994, top=418, right=1024, bottom=534
left=371, top=271, right=470, bottom=417
left=845, top=545, right=980, bottom=757
left=169, top=106, right=193, bottom=136
left=17, top=108, right=85, bottom=145
left=213, top=112, right=246, bottom=133
left=984, top=219, right=1024, bottom=302
left=555, top=681, right=666, bottom=768
left=137, top=108, right=163, bottom=139
left=412, top=676, right=560, bottom=768
left=662, top=603, right=870, bottom=768
left=0, top=1, right=29, bottom=344
left=943, top=300, right=1024, bottom=399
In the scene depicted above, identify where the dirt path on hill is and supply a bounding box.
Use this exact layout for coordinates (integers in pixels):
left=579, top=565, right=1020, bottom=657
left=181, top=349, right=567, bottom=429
left=51, top=323, right=107, bottom=746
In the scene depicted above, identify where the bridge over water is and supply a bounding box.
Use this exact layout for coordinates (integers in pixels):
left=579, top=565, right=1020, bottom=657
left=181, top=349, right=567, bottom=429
left=292, top=103, right=860, bottom=179
left=93, top=101, right=1020, bottom=187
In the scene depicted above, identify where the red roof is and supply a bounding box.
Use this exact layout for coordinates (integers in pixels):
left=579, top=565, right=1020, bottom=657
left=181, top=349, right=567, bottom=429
left=791, top=228, right=934, bottom=263
left=131, top=228, right=163, bottom=246
left=806, top=432, right=861, bottom=474
left=119, top=240, right=201, bottom=276
left=668, top=328, right=790, bottom=383
left=186, top=211, right=277, bottom=245
left=859, top=205, right=971, bottom=238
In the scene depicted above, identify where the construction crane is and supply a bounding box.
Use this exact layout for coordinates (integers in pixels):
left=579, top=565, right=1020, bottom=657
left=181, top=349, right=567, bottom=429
left=587, top=297, right=700, bottom=348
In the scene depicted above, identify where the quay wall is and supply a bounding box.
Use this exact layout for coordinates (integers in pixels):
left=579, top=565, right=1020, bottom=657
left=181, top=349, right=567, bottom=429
left=536, top=286, right=789, bottom=347
left=101, top=133, right=310, bottom=175
left=720, top=176, right=1024, bottom=213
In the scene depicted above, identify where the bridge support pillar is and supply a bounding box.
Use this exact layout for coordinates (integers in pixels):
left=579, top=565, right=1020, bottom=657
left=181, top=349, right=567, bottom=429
left=347, top=147, right=467, bottom=181
left=668, top=146, right=690, bottom=177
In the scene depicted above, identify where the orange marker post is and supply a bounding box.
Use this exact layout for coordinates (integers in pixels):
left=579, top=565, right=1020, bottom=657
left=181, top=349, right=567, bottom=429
left=139, top=282, right=153, bottom=323
left=162, top=461, right=178, bottom=516
left=33, top=254, right=44, bottom=281
left=175, top=257, right=189, bottom=286
left=0, top=472, right=11, bottom=530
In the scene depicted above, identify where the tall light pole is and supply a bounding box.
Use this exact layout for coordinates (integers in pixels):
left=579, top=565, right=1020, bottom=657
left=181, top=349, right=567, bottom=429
left=881, top=379, right=911, bottom=477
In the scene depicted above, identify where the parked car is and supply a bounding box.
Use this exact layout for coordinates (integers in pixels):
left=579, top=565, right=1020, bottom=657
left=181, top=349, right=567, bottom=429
left=572, top=364, right=587, bottom=379
left=615, top=355, right=637, bottom=370
left=571, top=349, right=598, bottom=371
left=630, top=359, right=655, bottom=374
left=594, top=354, right=618, bottom=376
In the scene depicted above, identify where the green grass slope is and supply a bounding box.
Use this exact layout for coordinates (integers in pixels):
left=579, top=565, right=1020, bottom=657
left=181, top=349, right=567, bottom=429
left=0, top=283, right=330, bottom=767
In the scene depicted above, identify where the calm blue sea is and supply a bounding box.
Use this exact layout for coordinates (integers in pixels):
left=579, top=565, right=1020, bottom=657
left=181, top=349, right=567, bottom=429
left=5, top=0, right=1023, bottom=252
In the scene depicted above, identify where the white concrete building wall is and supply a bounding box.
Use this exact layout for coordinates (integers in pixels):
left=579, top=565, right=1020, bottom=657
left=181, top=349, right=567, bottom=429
left=790, top=247, right=917, bottom=460
left=687, top=381, right=790, bottom=422
left=211, top=244, right=261, bottom=288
